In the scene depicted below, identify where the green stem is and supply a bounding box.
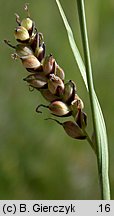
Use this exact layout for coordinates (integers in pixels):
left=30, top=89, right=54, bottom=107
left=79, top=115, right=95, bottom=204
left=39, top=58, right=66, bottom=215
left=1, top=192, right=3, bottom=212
left=76, top=0, right=110, bottom=199
left=83, top=129, right=97, bottom=154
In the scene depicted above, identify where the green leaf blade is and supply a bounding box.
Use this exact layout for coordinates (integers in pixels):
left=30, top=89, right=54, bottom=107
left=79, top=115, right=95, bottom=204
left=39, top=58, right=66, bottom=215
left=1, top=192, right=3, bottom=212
left=56, top=0, right=110, bottom=199
left=56, top=0, right=88, bottom=90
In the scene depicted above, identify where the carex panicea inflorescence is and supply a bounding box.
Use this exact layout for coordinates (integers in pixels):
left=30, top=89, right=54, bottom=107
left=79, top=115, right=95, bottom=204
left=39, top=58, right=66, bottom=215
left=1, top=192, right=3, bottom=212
left=5, top=4, right=87, bottom=140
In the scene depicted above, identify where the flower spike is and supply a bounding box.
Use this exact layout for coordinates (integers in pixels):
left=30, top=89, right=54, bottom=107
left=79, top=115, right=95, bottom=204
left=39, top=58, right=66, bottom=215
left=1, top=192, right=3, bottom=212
left=5, top=4, right=87, bottom=140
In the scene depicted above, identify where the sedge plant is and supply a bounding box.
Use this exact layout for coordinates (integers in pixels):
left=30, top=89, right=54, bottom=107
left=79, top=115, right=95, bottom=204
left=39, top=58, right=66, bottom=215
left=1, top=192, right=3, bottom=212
left=5, top=1, right=110, bottom=199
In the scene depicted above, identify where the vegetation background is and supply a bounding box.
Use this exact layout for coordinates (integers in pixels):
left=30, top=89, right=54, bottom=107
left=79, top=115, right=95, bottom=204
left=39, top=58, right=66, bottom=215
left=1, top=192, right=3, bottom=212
left=0, top=0, right=114, bottom=199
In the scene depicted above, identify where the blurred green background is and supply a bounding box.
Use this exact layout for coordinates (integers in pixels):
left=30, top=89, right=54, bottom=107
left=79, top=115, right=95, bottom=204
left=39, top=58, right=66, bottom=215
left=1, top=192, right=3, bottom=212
left=0, top=0, right=114, bottom=199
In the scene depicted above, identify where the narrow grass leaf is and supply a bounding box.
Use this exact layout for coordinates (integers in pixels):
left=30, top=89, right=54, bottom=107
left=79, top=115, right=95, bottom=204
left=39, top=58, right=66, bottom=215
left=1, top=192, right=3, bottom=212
left=56, top=0, right=110, bottom=199
left=56, top=0, right=88, bottom=90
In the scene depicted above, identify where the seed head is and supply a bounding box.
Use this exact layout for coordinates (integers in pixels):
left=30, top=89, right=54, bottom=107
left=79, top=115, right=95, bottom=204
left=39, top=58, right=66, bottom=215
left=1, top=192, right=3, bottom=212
left=20, top=54, right=41, bottom=70
left=48, top=74, right=64, bottom=95
left=21, top=17, right=33, bottom=31
left=14, top=26, right=30, bottom=42
left=42, top=55, right=55, bottom=75
left=15, top=44, right=33, bottom=57
left=45, top=118, right=86, bottom=140
left=63, top=80, right=76, bottom=104
left=62, top=121, right=86, bottom=139
left=40, top=89, right=60, bottom=102
left=5, top=4, right=87, bottom=141
left=24, top=74, right=47, bottom=89
left=70, top=94, right=84, bottom=118
left=49, top=101, right=71, bottom=117
left=55, top=65, right=65, bottom=81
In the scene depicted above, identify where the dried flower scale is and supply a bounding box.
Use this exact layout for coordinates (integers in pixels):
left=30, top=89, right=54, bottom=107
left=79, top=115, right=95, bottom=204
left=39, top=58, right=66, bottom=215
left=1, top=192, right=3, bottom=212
left=5, top=4, right=87, bottom=140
